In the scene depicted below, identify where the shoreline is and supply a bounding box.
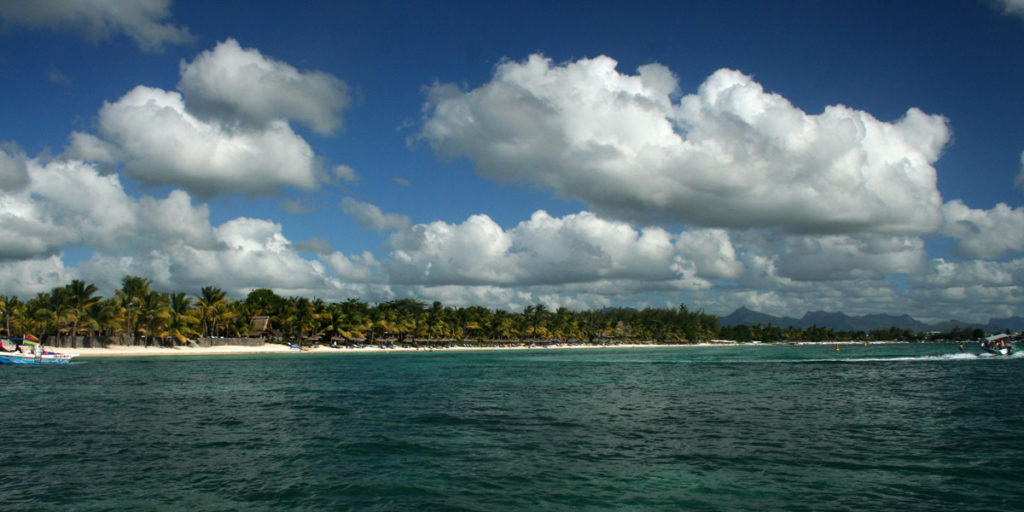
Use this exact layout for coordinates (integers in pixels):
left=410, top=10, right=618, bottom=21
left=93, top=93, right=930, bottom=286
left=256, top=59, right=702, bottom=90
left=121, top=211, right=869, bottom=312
left=66, top=342, right=696, bottom=358
left=59, top=340, right=918, bottom=358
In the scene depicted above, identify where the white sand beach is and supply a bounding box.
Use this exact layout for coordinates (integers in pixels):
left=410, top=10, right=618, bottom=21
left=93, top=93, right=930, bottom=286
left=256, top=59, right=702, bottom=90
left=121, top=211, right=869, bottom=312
left=62, top=342, right=708, bottom=358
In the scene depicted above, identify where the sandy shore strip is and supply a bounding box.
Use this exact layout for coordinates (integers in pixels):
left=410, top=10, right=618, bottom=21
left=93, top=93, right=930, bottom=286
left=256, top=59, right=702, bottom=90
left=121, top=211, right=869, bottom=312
left=54, top=340, right=906, bottom=358
left=61, top=342, right=711, bottom=358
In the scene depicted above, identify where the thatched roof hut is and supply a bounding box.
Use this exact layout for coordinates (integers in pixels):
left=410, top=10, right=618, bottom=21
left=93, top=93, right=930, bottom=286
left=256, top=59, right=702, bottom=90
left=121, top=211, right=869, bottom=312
left=250, top=316, right=276, bottom=338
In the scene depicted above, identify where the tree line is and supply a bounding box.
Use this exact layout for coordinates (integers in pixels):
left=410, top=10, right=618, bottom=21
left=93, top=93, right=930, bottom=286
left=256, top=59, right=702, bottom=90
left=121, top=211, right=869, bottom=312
left=0, top=276, right=722, bottom=348
left=0, top=275, right=985, bottom=349
left=719, top=323, right=986, bottom=343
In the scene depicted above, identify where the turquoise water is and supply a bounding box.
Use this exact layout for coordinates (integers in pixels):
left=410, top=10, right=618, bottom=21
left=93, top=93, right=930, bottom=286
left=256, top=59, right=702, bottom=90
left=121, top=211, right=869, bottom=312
left=2, top=343, right=1022, bottom=511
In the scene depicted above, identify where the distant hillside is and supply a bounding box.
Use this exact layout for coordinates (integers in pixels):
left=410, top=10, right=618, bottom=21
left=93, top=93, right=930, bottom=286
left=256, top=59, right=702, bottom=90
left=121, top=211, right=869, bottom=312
left=987, top=316, right=1024, bottom=332
left=719, top=307, right=780, bottom=327
left=720, top=308, right=1019, bottom=334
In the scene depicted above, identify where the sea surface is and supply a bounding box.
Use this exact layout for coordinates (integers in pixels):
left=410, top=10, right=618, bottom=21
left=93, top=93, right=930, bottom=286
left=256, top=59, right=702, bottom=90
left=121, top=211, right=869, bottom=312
left=2, top=343, right=1022, bottom=511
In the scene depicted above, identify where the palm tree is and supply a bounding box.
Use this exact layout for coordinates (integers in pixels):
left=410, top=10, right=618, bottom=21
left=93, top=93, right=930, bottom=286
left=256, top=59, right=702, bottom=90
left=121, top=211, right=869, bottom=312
left=167, top=292, right=196, bottom=345
left=488, top=310, right=519, bottom=342
left=195, top=286, right=228, bottom=337
left=524, top=303, right=550, bottom=341
left=48, top=286, right=78, bottom=346
left=84, top=299, right=120, bottom=347
left=293, top=297, right=316, bottom=341
left=318, top=303, right=344, bottom=344
left=116, top=275, right=151, bottom=345
left=215, top=300, right=238, bottom=337
left=551, top=307, right=580, bottom=341
left=0, top=295, right=19, bottom=338
left=335, top=298, right=370, bottom=342
left=137, top=291, right=171, bottom=346
left=66, top=280, right=100, bottom=348
left=24, top=292, right=58, bottom=344
left=426, top=301, right=455, bottom=342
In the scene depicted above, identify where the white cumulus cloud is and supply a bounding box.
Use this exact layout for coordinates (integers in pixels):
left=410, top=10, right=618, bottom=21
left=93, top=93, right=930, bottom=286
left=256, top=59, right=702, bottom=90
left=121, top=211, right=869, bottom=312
left=178, top=39, right=350, bottom=135
left=941, top=200, right=1024, bottom=259
left=993, top=0, right=1024, bottom=19
left=65, top=40, right=354, bottom=197
left=0, top=157, right=135, bottom=260
left=385, top=209, right=737, bottom=290
left=771, top=233, right=927, bottom=281
left=89, top=85, right=318, bottom=197
left=0, top=255, right=76, bottom=297
left=0, top=0, right=193, bottom=52
left=420, top=55, right=950, bottom=234
left=0, top=143, right=30, bottom=192
left=904, top=257, right=1024, bottom=321
left=341, top=197, right=411, bottom=231
left=0, top=155, right=364, bottom=299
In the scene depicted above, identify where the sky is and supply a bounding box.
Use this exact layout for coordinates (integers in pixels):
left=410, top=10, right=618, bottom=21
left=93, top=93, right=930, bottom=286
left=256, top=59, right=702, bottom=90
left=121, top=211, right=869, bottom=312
left=1, top=0, right=1023, bottom=323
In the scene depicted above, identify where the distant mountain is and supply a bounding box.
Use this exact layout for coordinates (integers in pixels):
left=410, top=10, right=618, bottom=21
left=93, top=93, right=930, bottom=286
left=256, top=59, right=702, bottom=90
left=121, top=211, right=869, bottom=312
left=720, top=308, right=801, bottom=329
left=720, top=306, right=782, bottom=327
left=847, top=313, right=930, bottom=332
left=987, top=316, right=1024, bottom=333
left=720, top=307, right=1010, bottom=334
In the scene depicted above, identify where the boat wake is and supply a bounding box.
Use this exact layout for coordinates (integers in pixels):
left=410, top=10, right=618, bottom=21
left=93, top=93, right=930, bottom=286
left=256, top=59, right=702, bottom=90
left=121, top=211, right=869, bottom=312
left=821, top=352, right=1023, bottom=363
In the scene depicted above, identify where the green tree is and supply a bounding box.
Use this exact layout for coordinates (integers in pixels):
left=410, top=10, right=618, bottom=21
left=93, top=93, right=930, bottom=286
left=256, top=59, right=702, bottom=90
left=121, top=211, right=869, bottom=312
left=195, top=286, right=228, bottom=337
left=167, top=292, right=196, bottom=345
left=335, top=298, right=371, bottom=342
left=1, top=295, right=23, bottom=338
left=85, top=298, right=120, bottom=347
left=137, top=291, right=171, bottom=346
left=65, top=280, right=100, bottom=348
left=116, top=275, right=152, bottom=345
left=524, top=303, right=550, bottom=341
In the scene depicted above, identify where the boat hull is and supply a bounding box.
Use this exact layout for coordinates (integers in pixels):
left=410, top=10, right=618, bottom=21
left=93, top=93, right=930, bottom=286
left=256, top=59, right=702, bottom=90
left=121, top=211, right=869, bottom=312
left=0, top=352, right=78, bottom=365
left=982, top=348, right=1013, bottom=356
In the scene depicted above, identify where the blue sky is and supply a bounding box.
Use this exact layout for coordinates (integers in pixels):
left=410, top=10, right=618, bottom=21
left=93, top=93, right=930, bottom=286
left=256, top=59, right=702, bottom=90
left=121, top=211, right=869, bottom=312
left=1, top=0, right=1023, bottom=323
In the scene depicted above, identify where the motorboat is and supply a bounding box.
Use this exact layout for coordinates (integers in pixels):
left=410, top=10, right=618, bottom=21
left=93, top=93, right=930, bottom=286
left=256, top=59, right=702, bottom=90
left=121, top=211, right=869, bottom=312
left=980, top=334, right=1016, bottom=356
left=0, top=336, right=79, bottom=365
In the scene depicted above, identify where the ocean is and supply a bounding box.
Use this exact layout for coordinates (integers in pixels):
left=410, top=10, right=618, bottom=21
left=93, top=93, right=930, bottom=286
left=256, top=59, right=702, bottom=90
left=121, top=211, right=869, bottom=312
left=2, top=343, right=1021, bottom=511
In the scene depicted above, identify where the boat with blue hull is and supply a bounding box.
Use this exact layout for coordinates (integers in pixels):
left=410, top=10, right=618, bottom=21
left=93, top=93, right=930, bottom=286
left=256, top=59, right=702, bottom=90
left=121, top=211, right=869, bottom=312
left=0, top=351, right=79, bottom=364
left=0, top=336, right=79, bottom=365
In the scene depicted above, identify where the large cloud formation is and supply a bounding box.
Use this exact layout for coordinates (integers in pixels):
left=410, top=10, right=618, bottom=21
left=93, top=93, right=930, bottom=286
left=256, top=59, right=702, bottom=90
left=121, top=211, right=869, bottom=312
left=0, top=143, right=30, bottom=192
left=0, top=0, right=193, bottom=52
left=82, top=85, right=318, bottom=196
left=0, top=156, right=220, bottom=261
left=941, top=200, right=1024, bottom=259
left=420, top=55, right=950, bottom=234
left=66, top=39, right=349, bottom=198
left=385, top=210, right=736, bottom=290
left=0, top=152, right=371, bottom=299
left=1, top=148, right=1019, bottom=321
left=3, top=39, right=1020, bottom=322
left=178, top=38, right=350, bottom=135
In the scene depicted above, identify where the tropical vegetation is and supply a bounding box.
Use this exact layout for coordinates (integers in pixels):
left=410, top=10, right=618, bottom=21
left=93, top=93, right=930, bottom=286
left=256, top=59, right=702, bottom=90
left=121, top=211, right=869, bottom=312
left=0, top=275, right=989, bottom=349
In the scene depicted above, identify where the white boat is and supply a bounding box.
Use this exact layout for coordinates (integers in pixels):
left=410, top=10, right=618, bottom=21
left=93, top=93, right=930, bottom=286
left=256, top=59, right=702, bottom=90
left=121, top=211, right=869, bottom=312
left=0, top=336, right=79, bottom=365
left=980, top=334, right=1016, bottom=356
left=0, top=351, right=79, bottom=365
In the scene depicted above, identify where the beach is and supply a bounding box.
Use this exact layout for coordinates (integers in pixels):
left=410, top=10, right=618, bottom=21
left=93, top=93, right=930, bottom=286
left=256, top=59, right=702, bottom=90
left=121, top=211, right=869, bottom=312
left=60, top=340, right=907, bottom=358
left=63, top=341, right=708, bottom=357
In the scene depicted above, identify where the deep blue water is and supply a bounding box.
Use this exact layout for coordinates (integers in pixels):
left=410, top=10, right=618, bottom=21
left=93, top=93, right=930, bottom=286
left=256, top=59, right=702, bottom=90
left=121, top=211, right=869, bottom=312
left=2, top=343, right=1022, bottom=511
